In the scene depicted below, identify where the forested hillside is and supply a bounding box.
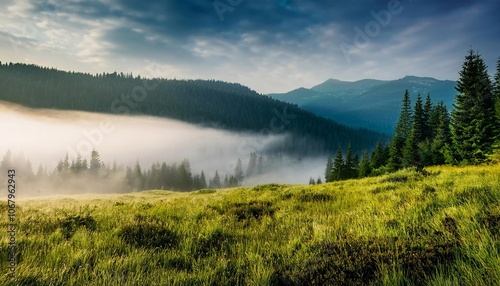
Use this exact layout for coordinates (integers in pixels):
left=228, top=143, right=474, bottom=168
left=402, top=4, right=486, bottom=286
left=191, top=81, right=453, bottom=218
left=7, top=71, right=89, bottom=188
left=0, top=62, right=386, bottom=155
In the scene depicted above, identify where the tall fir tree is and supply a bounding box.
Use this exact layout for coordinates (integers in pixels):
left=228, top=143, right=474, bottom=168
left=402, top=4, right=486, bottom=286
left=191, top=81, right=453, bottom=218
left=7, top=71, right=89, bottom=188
left=494, top=58, right=500, bottom=120
left=200, top=171, right=207, bottom=189
left=388, top=90, right=413, bottom=171
left=209, top=171, right=222, bottom=189
left=234, top=158, right=244, bottom=183
left=431, top=102, right=452, bottom=165
left=423, top=93, right=433, bottom=141
left=358, top=150, right=372, bottom=178
left=89, top=149, right=102, bottom=176
left=246, top=153, right=257, bottom=177
left=370, top=141, right=384, bottom=170
left=325, top=154, right=334, bottom=183
left=331, top=146, right=345, bottom=181
left=344, top=143, right=356, bottom=179
left=451, top=50, right=498, bottom=164
left=403, top=93, right=424, bottom=168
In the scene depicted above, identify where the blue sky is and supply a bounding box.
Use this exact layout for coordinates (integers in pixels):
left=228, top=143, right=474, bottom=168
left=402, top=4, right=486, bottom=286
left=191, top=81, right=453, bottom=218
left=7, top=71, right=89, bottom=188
left=1, top=0, right=499, bottom=93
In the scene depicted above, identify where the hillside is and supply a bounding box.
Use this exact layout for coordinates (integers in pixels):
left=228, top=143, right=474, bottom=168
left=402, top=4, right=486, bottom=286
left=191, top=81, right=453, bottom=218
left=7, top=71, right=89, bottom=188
left=269, top=76, right=457, bottom=134
left=0, top=63, right=387, bottom=155
left=2, top=165, right=499, bottom=285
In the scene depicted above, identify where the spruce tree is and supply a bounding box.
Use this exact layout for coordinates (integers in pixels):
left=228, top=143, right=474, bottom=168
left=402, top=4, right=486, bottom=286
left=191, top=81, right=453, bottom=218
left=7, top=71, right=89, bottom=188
left=89, top=149, right=102, bottom=176
left=325, top=154, right=334, bottom=183
left=331, top=146, right=344, bottom=181
left=403, top=93, right=424, bottom=168
left=423, top=93, right=433, bottom=141
left=257, top=154, right=264, bottom=174
left=451, top=50, right=498, bottom=164
left=431, top=102, right=451, bottom=165
left=234, top=158, right=244, bottom=182
left=358, top=150, right=372, bottom=178
left=246, top=153, right=257, bottom=177
left=371, top=141, right=384, bottom=170
left=210, top=171, right=222, bottom=189
left=388, top=90, right=412, bottom=171
left=494, top=58, right=500, bottom=119
left=344, top=143, right=356, bottom=179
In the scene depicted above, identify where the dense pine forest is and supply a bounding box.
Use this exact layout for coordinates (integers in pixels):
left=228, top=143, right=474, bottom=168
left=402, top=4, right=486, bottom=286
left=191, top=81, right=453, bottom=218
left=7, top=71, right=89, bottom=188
left=322, top=50, right=500, bottom=183
left=0, top=62, right=386, bottom=156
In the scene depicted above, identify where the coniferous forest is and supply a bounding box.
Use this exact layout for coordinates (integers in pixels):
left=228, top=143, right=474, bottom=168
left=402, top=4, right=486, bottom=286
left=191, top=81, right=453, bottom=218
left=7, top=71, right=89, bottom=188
left=0, top=62, right=386, bottom=156
left=322, top=50, right=500, bottom=183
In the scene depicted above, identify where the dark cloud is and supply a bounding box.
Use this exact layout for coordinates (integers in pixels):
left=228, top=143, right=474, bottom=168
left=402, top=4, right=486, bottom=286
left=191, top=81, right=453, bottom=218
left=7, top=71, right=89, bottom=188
left=2, top=0, right=499, bottom=92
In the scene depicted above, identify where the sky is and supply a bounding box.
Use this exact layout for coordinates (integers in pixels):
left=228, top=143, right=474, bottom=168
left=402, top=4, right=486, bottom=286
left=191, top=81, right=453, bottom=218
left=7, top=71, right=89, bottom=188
left=1, top=0, right=499, bottom=94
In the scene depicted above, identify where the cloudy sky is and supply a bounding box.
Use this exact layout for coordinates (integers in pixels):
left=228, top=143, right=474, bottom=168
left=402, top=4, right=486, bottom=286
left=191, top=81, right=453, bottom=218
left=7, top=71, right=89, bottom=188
left=1, top=0, right=499, bottom=93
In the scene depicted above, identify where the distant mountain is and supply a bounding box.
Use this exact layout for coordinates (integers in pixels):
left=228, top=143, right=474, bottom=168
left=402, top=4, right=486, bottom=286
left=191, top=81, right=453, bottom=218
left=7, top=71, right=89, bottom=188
left=0, top=62, right=388, bottom=155
left=269, top=76, right=457, bottom=134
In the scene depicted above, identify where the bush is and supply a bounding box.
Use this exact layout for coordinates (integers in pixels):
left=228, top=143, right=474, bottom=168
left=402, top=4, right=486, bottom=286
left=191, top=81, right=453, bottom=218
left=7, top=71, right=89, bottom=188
left=195, top=189, right=217, bottom=194
left=479, top=211, right=500, bottom=237
left=370, top=185, right=396, bottom=194
left=422, top=185, right=437, bottom=195
left=252, top=184, right=284, bottom=192
left=456, top=186, right=497, bottom=206
left=209, top=201, right=276, bottom=221
left=297, top=192, right=334, bottom=203
left=274, top=235, right=457, bottom=286
left=158, top=255, right=193, bottom=271
left=228, top=201, right=276, bottom=221
left=118, top=223, right=179, bottom=249
left=382, top=174, right=409, bottom=183
left=59, top=214, right=97, bottom=239
left=191, top=228, right=233, bottom=258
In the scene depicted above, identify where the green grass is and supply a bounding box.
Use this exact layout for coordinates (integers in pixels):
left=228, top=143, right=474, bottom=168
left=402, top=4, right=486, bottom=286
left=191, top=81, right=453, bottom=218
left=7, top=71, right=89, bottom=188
left=2, top=165, right=500, bottom=285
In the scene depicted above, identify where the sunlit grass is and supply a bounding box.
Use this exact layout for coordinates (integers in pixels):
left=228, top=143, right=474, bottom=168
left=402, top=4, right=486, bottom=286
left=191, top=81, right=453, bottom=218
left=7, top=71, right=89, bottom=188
left=1, top=164, right=499, bottom=285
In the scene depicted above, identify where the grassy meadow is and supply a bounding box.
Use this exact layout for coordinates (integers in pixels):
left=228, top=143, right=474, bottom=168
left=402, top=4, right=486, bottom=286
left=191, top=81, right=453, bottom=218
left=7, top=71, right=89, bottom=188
left=1, top=164, right=500, bottom=285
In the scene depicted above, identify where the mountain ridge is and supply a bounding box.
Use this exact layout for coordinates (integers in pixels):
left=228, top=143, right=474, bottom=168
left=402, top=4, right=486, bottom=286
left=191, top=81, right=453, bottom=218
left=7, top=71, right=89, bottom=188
left=270, top=76, right=457, bottom=134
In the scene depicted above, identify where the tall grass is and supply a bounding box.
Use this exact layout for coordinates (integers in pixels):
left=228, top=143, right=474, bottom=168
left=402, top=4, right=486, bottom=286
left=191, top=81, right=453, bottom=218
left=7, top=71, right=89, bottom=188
left=1, top=164, right=499, bottom=285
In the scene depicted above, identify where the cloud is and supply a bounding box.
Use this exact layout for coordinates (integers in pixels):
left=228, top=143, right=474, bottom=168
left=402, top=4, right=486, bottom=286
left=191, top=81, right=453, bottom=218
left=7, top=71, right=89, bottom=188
left=0, top=0, right=499, bottom=93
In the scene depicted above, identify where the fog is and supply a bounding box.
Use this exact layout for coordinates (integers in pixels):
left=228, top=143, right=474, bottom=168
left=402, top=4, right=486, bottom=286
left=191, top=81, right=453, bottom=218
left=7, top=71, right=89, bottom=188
left=0, top=102, right=325, bottom=195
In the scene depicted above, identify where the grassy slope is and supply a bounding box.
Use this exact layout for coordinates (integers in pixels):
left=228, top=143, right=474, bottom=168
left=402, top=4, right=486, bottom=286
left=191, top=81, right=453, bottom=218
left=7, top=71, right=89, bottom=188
left=1, top=165, right=500, bottom=285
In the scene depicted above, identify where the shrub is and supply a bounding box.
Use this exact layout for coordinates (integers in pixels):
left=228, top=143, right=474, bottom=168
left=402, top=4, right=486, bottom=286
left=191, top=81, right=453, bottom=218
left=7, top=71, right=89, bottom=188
left=195, top=189, right=217, bottom=194
left=191, top=228, right=233, bottom=258
left=479, top=211, right=500, bottom=237
left=456, top=186, right=497, bottom=206
left=59, top=214, right=97, bottom=239
left=118, top=223, right=179, bottom=249
left=158, top=255, right=193, bottom=271
left=382, top=174, right=409, bottom=183
left=252, top=184, right=284, bottom=192
left=226, top=201, right=276, bottom=222
left=370, top=185, right=396, bottom=194
left=274, top=236, right=456, bottom=286
left=422, top=185, right=437, bottom=195
left=297, top=192, right=334, bottom=203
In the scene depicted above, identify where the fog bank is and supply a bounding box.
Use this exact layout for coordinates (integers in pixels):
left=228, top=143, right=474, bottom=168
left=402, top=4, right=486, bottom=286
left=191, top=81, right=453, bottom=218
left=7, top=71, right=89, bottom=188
left=0, top=102, right=325, bottom=194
